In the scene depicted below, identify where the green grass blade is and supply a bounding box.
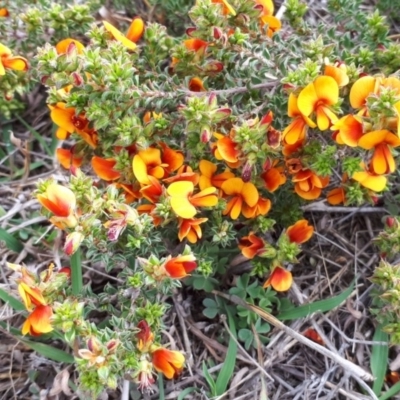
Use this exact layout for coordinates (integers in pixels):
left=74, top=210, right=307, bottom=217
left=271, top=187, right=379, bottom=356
left=0, top=227, right=24, bottom=252
left=20, top=339, right=74, bottom=363
left=378, top=381, right=400, bottom=400
left=371, top=324, right=389, bottom=396
left=202, top=361, right=217, bottom=395
left=0, top=320, right=25, bottom=336
left=278, top=280, right=355, bottom=320
left=215, top=307, right=238, bottom=395
left=178, top=387, right=199, bottom=400
left=0, top=287, right=25, bottom=311
left=0, top=321, right=74, bottom=363
left=71, top=249, right=83, bottom=295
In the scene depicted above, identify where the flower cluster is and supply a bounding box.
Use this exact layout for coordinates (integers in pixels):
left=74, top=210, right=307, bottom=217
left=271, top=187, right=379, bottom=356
left=239, top=219, right=314, bottom=291
left=8, top=263, right=70, bottom=336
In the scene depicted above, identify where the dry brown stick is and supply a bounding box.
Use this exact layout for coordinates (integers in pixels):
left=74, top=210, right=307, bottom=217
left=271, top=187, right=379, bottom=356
left=212, top=290, right=374, bottom=382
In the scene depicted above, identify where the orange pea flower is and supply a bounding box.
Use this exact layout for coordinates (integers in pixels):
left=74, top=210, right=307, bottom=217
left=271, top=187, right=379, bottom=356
left=261, top=167, right=287, bottom=192
left=239, top=233, right=266, bottom=259
left=292, top=169, right=329, bottom=200
left=92, top=156, right=121, bottom=181
left=324, top=62, right=349, bottom=87
left=0, top=43, right=29, bottom=75
left=211, top=0, right=236, bottom=15
left=282, top=93, right=316, bottom=145
left=297, top=76, right=339, bottom=130
left=214, top=133, right=241, bottom=168
left=331, top=114, right=364, bottom=147
left=163, top=254, right=197, bottom=279
left=352, top=166, right=387, bottom=192
left=327, top=187, right=346, bottom=205
left=183, top=38, right=208, bottom=54
left=22, top=305, right=53, bottom=336
left=199, top=160, right=235, bottom=191
left=263, top=266, right=293, bottom=292
left=55, top=38, right=85, bottom=55
left=133, top=146, right=184, bottom=185
left=256, top=0, right=281, bottom=37
left=178, top=217, right=208, bottom=243
left=103, top=17, right=145, bottom=50
left=358, top=130, right=400, bottom=175
left=18, top=282, right=46, bottom=311
left=349, top=75, right=376, bottom=115
left=221, top=177, right=259, bottom=219
left=37, top=183, right=77, bottom=229
left=242, top=197, right=271, bottom=218
left=56, top=148, right=83, bottom=169
left=286, top=219, right=314, bottom=244
left=140, top=176, right=163, bottom=203
left=136, top=320, right=155, bottom=353
left=167, top=181, right=218, bottom=219
left=49, top=102, right=98, bottom=147
left=37, top=183, right=76, bottom=217
left=188, top=77, right=206, bottom=92
left=151, top=348, right=185, bottom=379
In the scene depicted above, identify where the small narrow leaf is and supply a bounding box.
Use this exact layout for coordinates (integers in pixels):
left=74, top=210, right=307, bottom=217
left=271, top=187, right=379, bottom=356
left=0, top=228, right=24, bottom=252
left=20, top=339, right=74, bottom=363
left=371, top=324, right=389, bottom=396
left=0, top=287, right=25, bottom=311
left=379, top=381, right=400, bottom=400
left=278, top=281, right=355, bottom=320
left=215, top=307, right=238, bottom=395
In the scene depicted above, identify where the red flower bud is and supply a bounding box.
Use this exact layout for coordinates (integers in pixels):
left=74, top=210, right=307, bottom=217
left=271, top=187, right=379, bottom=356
left=260, top=111, right=273, bottom=126
left=263, top=158, right=272, bottom=171
left=242, top=162, right=252, bottom=182
left=186, top=27, right=197, bottom=37
left=71, top=72, right=83, bottom=86
left=213, top=27, right=223, bottom=40
left=201, top=126, right=212, bottom=143
left=386, top=217, right=395, bottom=228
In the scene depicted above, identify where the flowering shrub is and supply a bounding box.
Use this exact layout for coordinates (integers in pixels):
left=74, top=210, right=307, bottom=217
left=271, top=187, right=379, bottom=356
left=3, top=0, right=400, bottom=397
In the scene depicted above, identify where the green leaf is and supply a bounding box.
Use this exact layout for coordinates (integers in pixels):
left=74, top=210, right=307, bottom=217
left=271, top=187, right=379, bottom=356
left=19, top=339, right=74, bottom=363
left=215, top=307, right=238, bottom=395
left=177, top=387, right=199, bottom=400
left=202, top=361, right=217, bottom=395
left=278, top=280, right=355, bottom=320
left=71, top=249, right=83, bottom=295
left=379, top=381, right=400, bottom=400
left=0, top=228, right=24, bottom=252
left=371, top=324, right=389, bottom=396
left=0, top=287, right=25, bottom=311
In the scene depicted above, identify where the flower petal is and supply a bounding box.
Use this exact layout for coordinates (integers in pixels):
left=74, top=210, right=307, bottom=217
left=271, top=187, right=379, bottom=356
left=350, top=76, right=376, bottom=109
left=126, top=17, right=145, bottom=43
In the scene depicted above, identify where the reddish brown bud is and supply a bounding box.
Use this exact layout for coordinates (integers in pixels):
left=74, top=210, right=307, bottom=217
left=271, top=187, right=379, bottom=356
left=213, top=27, right=223, bottom=40
left=263, top=158, right=273, bottom=171
left=386, top=217, right=395, bottom=228
left=260, top=111, right=273, bottom=126
left=242, top=162, right=252, bottom=182
left=186, top=27, right=197, bottom=37
left=71, top=72, right=83, bottom=86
